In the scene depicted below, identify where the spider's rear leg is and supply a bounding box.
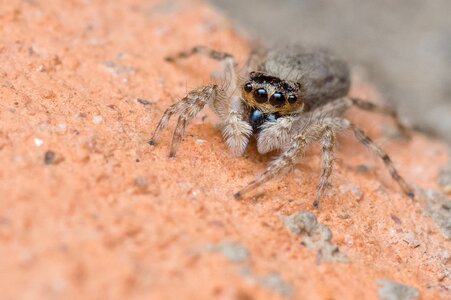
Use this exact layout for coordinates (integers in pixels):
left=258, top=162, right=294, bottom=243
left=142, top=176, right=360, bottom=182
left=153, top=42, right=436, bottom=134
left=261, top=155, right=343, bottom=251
left=165, top=46, right=234, bottom=63
left=348, top=97, right=410, bottom=139
left=349, top=122, right=414, bottom=198
left=149, top=85, right=218, bottom=157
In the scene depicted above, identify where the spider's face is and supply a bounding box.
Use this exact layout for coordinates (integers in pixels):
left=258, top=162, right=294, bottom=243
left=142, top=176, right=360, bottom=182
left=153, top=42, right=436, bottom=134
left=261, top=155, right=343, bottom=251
left=241, top=72, right=303, bottom=115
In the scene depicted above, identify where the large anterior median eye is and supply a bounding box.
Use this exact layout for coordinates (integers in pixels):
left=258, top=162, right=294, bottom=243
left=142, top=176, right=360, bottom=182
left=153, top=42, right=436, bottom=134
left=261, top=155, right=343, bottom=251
left=253, top=88, right=268, bottom=103
left=269, top=92, right=285, bottom=107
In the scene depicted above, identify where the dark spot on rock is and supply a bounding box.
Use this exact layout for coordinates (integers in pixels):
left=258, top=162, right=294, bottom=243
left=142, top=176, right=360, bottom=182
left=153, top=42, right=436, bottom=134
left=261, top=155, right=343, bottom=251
left=44, top=150, right=55, bottom=164
left=137, top=98, right=152, bottom=105
left=356, top=164, right=370, bottom=172
left=44, top=150, right=63, bottom=165
left=390, top=214, right=402, bottom=225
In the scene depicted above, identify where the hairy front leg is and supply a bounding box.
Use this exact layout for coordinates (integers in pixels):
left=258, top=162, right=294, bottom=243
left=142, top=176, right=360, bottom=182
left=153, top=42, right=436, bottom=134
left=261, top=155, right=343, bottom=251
left=256, top=115, right=298, bottom=154
left=234, top=122, right=325, bottom=199
left=234, top=140, right=307, bottom=200
left=157, top=46, right=250, bottom=157
left=313, top=126, right=335, bottom=208
left=149, top=85, right=218, bottom=157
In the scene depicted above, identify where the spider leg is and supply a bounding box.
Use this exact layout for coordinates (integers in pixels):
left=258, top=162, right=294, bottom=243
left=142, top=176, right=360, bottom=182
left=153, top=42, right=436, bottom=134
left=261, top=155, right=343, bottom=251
left=234, top=140, right=307, bottom=200
left=256, top=115, right=297, bottom=154
left=234, top=122, right=324, bottom=199
left=165, top=46, right=234, bottom=63
left=312, top=117, right=413, bottom=205
left=310, top=97, right=409, bottom=138
left=151, top=47, right=251, bottom=157
left=149, top=85, right=218, bottom=157
left=348, top=121, right=414, bottom=198
left=349, top=97, right=410, bottom=137
left=313, top=126, right=335, bottom=207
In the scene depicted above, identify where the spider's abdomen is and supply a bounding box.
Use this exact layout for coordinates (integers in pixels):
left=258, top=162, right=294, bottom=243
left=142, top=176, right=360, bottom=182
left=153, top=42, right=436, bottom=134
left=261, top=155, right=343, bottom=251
left=259, top=46, right=351, bottom=110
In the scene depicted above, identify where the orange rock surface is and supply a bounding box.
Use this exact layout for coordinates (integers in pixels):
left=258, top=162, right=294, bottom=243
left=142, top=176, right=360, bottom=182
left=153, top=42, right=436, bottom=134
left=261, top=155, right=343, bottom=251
left=0, top=0, right=449, bottom=299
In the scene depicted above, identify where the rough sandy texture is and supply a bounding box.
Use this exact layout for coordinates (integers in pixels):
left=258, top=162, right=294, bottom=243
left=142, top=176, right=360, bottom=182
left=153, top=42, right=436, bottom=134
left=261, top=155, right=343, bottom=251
left=0, top=0, right=450, bottom=299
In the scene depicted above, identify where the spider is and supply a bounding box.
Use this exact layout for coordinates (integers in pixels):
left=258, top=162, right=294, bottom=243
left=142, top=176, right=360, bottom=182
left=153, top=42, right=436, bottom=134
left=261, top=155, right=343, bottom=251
left=148, top=45, right=414, bottom=207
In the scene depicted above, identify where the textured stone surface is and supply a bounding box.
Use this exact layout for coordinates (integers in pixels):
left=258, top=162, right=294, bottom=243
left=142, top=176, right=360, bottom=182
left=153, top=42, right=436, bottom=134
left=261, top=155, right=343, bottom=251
left=0, top=0, right=449, bottom=299
left=377, top=279, right=419, bottom=300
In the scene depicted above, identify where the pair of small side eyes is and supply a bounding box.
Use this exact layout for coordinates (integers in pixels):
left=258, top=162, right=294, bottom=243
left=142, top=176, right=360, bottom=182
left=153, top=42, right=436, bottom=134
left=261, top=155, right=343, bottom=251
left=243, top=83, right=297, bottom=107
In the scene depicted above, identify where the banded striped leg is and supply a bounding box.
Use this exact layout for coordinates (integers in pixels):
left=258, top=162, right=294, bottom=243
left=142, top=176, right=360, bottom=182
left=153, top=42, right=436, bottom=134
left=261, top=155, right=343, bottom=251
left=149, top=85, right=218, bottom=157
left=234, top=120, right=327, bottom=199
left=349, top=122, right=414, bottom=198
left=349, top=97, right=410, bottom=138
left=313, top=126, right=335, bottom=208
left=165, top=46, right=234, bottom=63
left=155, top=46, right=251, bottom=156
left=234, top=137, right=308, bottom=200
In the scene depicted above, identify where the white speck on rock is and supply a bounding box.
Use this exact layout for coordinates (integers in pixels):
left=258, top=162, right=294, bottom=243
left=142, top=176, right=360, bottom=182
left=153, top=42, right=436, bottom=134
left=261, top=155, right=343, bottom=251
left=92, top=115, right=103, bottom=124
left=195, top=139, right=207, bottom=143
left=34, top=138, right=43, bottom=147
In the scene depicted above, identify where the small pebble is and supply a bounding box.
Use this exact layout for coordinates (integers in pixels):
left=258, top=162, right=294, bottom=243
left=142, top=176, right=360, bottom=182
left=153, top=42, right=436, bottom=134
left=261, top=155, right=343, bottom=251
left=44, top=150, right=55, bottom=165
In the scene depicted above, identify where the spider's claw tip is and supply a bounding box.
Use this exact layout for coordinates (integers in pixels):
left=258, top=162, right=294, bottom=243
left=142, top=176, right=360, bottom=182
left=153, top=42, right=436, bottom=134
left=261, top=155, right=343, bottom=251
left=168, top=152, right=176, bottom=158
left=407, top=191, right=415, bottom=199
left=148, top=139, right=156, bottom=146
left=233, top=191, right=242, bottom=200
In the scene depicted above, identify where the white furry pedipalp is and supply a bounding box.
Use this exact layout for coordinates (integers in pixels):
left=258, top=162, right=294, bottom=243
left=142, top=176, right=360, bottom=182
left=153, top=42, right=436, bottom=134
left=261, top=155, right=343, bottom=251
left=257, top=116, right=296, bottom=153
left=222, top=96, right=252, bottom=156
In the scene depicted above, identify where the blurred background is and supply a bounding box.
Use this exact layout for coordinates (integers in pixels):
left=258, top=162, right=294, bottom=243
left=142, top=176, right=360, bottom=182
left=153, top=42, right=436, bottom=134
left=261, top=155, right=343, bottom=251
left=211, top=0, right=451, bottom=143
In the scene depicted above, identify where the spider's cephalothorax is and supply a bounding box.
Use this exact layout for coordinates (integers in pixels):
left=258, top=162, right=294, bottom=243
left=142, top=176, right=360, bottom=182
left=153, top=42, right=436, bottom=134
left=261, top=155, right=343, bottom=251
left=242, top=72, right=303, bottom=115
left=243, top=71, right=301, bottom=133
left=149, top=45, right=413, bottom=207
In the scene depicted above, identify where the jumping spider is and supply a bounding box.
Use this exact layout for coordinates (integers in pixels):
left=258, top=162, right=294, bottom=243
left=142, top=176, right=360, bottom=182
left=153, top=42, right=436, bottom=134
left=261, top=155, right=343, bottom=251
left=149, top=45, right=414, bottom=207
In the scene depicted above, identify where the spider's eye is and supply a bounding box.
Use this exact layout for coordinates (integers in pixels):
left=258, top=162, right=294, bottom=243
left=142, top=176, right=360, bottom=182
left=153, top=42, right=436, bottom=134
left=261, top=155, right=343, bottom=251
left=287, top=95, right=297, bottom=104
left=269, top=92, right=285, bottom=107
left=244, top=83, right=253, bottom=93
left=253, top=88, right=268, bottom=103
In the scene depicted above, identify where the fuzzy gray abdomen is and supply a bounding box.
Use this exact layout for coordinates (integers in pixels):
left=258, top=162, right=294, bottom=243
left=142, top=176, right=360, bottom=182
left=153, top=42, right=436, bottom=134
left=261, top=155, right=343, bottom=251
left=260, top=46, right=351, bottom=110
